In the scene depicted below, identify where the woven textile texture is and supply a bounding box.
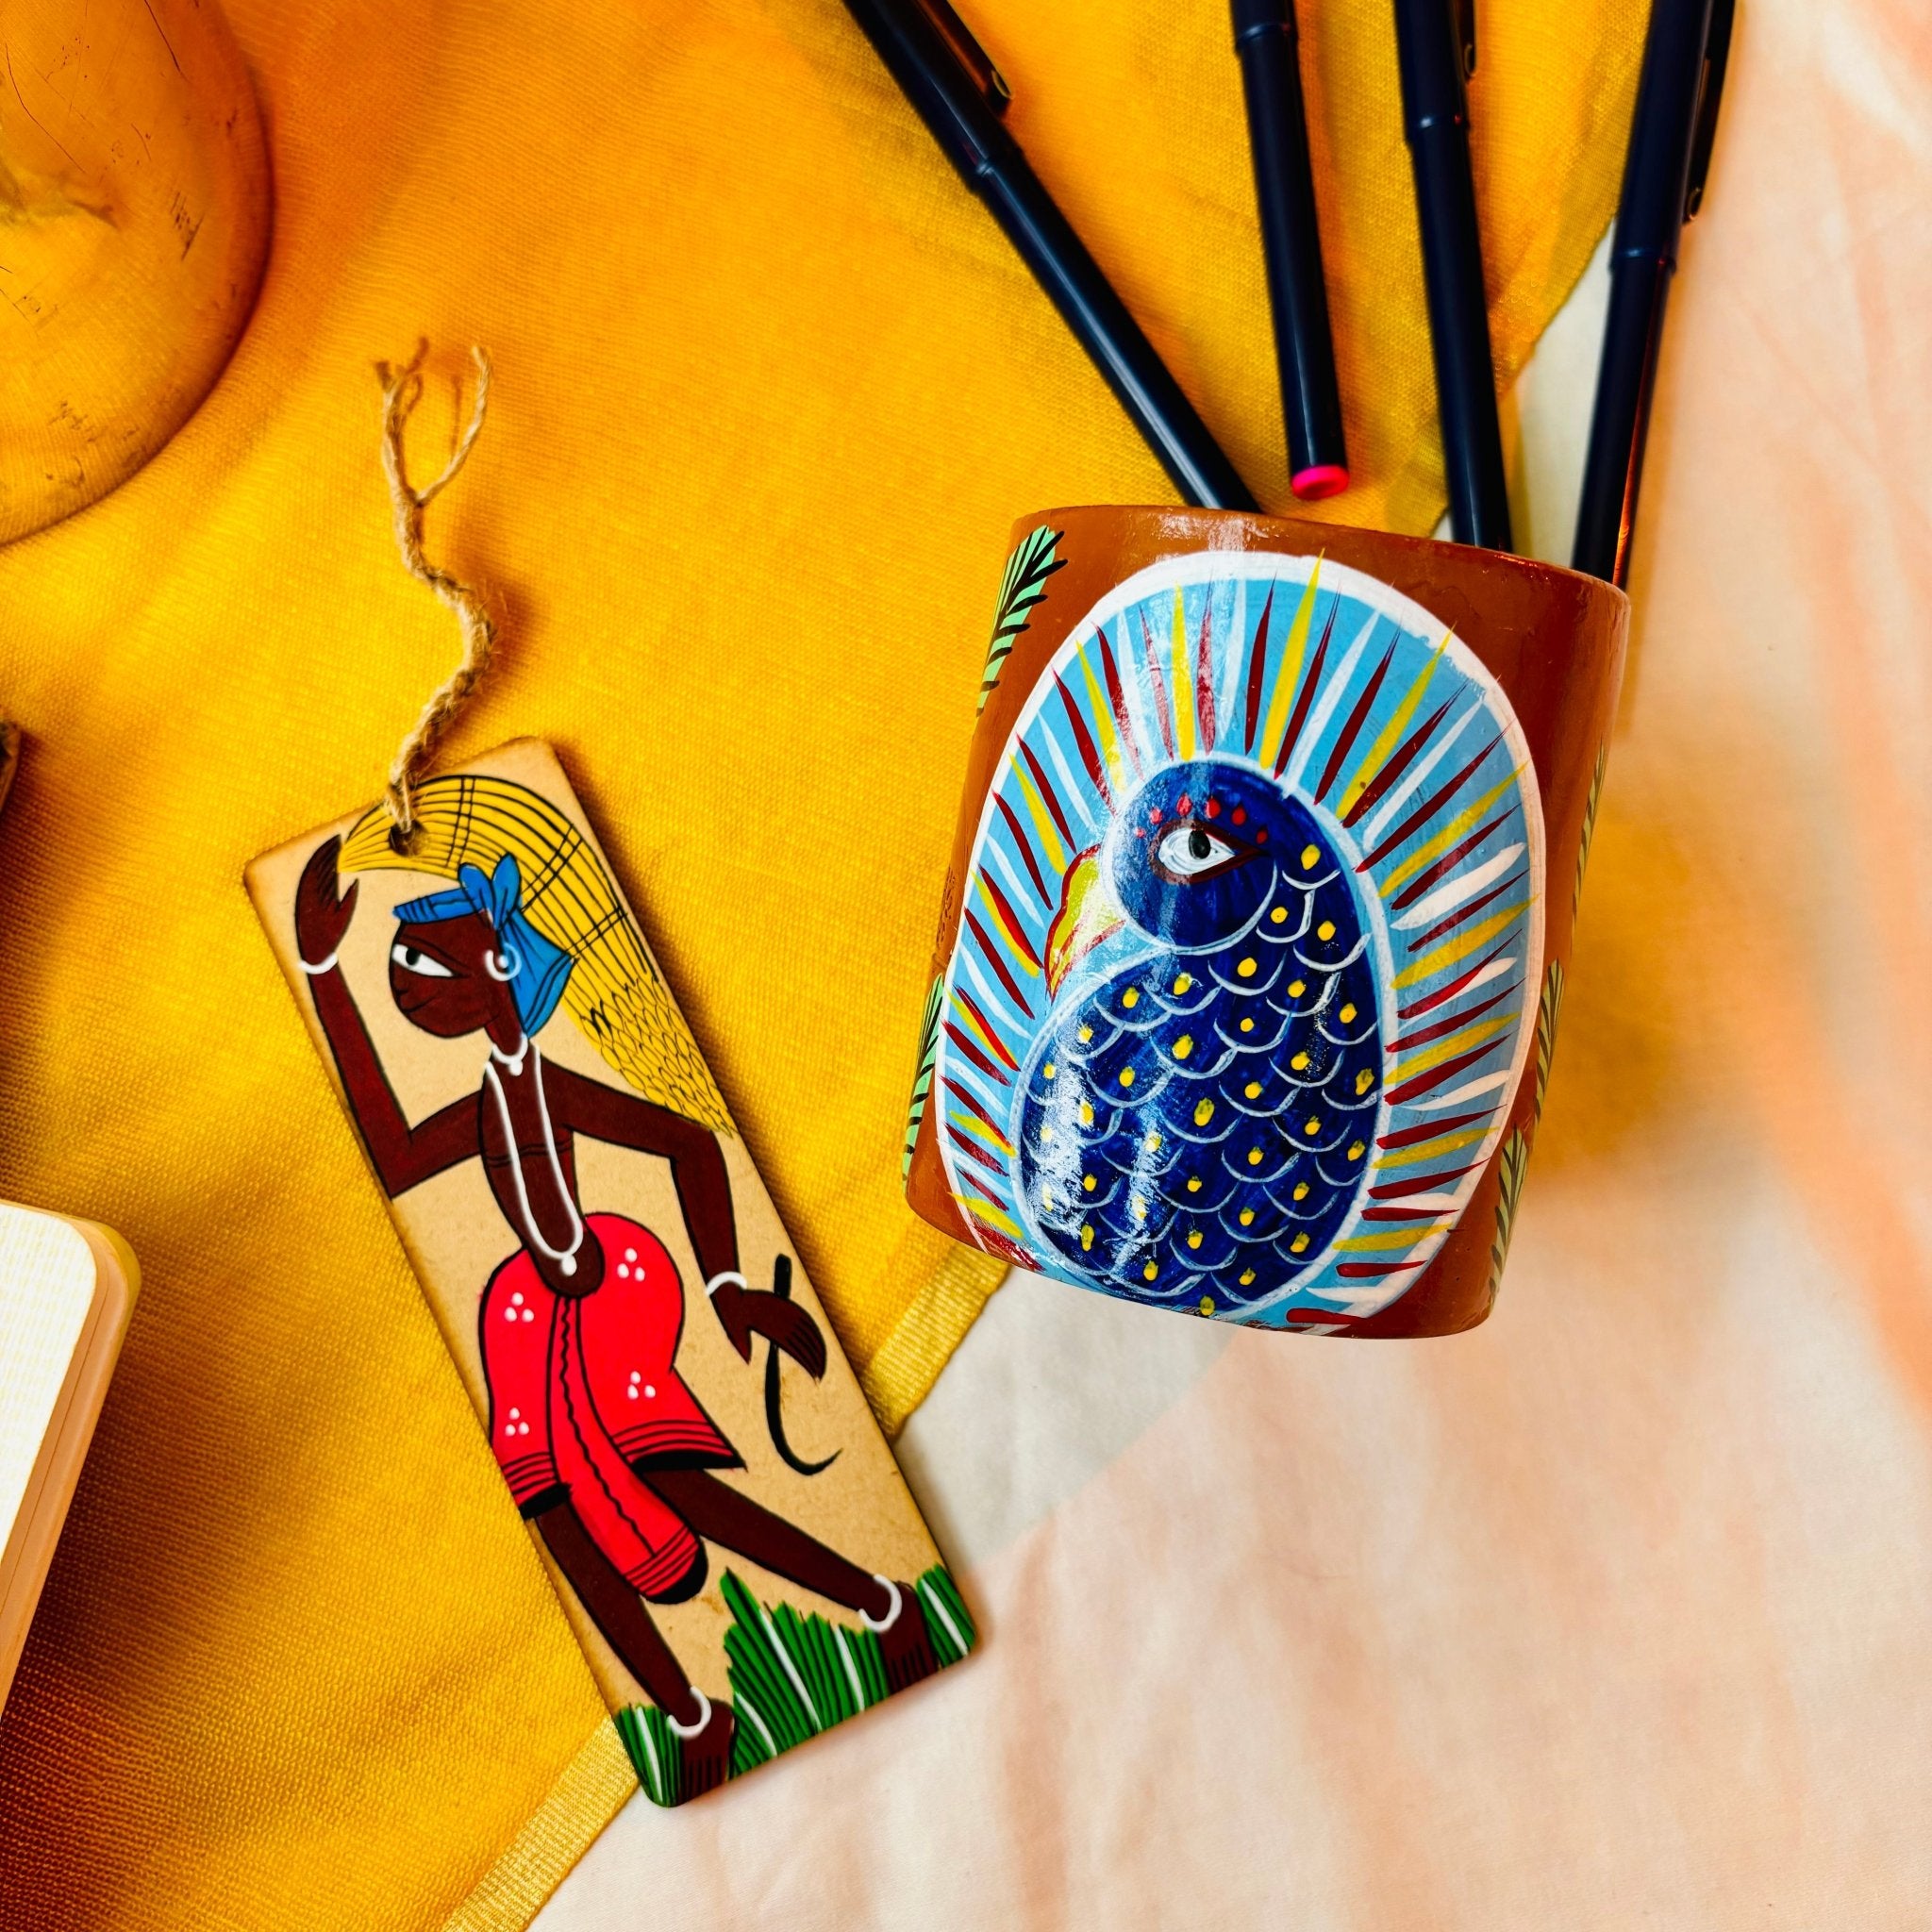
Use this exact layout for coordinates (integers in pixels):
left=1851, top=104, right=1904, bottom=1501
left=0, top=0, right=1640, bottom=1924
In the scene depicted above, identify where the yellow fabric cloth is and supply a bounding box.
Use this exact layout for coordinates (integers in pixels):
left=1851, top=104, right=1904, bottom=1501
left=0, top=0, right=1641, bottom=1924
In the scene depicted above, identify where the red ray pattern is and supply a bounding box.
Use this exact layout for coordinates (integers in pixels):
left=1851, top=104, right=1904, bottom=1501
left=1315, top=642, right=1397, bottom=801
left=1340, top=697, right=1455, bottom=827
left=1241, top=585, right=1275, bottom=754
left=1272, top=605, right=1339, bottom=777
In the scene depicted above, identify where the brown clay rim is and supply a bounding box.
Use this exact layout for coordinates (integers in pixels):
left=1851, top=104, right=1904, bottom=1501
left=1018, top=504, right=1630, bottom=614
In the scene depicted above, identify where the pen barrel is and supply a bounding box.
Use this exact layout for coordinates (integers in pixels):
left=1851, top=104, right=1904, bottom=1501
left=1612, top=0, right=1717, bottom=267
left=975, top=166, right=1259, bottom=512
left=1233, top=0, right=1347, bottom=491
left=1404, top=116, right=1512, bottom=551
left=1573, top=257, right=1672, bottom=589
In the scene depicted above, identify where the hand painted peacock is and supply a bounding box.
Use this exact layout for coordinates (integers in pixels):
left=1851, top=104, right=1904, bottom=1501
left=922, top=546, right=1545, bottom=1327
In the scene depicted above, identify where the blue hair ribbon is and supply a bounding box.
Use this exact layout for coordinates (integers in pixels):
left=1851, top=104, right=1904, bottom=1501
left=395, top=854, right=574, bottom=1035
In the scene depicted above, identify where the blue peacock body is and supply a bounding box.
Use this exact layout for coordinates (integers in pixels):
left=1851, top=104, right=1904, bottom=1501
left=924, top=548, right=1544, bottom=1327
left=1017, top=761, right=1383, bottom=1305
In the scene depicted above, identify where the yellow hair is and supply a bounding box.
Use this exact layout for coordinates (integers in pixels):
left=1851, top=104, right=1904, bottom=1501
left=338, top=774, right=731, bottom=1133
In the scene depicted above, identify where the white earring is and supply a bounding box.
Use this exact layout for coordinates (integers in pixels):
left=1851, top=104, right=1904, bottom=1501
left=484, top=946, right=523, bottom=981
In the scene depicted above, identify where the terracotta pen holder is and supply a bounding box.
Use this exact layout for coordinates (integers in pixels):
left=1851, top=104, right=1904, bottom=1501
left=903, top=507, right=1627, bottom=1335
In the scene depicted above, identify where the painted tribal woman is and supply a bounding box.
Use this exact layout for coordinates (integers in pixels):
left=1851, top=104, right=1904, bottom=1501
left=291, top=787, right=936, bottom=1794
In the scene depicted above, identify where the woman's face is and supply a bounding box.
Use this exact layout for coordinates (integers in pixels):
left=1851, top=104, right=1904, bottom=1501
left=388, top=910, right=517, bottom=1039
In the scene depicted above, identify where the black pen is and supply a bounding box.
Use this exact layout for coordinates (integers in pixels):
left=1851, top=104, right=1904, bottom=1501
left=1573, top=0, right=1735, bottom=588
left=838, top=0, right=1260, bottom=513
left=1392, top=0, right=1512, bottom=551
left=1233, top=0, right=1348, bottom=501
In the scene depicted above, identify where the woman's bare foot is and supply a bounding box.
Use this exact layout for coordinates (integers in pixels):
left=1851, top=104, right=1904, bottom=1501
left=869, top=1578, right=939, bottom=1693
left=671, top=1691, right=735, bottom=1798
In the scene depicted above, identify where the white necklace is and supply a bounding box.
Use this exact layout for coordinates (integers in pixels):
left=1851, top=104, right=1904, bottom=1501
left=483, top=1041, right=585, bottom=1276
left=490, top=1031, right=528, bottom=1076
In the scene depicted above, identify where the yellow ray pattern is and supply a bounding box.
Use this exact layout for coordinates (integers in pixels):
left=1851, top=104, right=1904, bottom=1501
left=1014, top=761, right=1068, bottom=874
left=1370, top=1124, right=1494, bottom=1171
left=1380, top=769, right=1524, bottom=896
left=1171, top=587, right=1197, bottom=762
left=1338, top=632, right=1452, bottom=819
left=1391, top=905, right=1528, bottom=992
left=1337, top=1224, right=1449, bottom=1252
left=1257, top=558, right=1324, bottom=770
left=1077, top=645, right=1132, bottom=795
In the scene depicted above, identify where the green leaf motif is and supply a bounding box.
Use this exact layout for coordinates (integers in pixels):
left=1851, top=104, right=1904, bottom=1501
left=977, top=525, right=1067, bottom=714
left=1487, top=1127, right=1532, bottom=1303
left=1574, top=742, right=1608, bottom=921
left=903, top=973, right=944, bottom=1179
left=615, top=1563, right=975, bottom=1805
left=1534, top=958, right=1565, bottom=1124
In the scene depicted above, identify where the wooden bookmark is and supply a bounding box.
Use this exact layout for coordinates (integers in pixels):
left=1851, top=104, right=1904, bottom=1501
left=247, top=740, right=973, bottom=1805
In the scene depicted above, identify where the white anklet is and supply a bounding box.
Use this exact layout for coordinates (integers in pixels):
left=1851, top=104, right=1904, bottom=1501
left=859, top=1575, right=902, bottom=1634
left=665, top=1687, right=711, bottom=1739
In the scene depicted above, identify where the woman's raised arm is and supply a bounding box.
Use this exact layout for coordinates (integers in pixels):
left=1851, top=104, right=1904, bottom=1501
left=294, top=837, right=478, bottom=1197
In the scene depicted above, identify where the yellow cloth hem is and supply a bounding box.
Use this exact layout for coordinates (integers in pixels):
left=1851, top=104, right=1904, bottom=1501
left=861, top=1236, right=1008, bottom=1439
left=441, top=1722, right=637, bottom=1932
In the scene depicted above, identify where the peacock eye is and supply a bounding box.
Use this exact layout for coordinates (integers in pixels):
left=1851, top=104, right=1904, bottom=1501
left=1153, top=821, right=1241, bottom=881
left=391, top=942, right=454, bottom=978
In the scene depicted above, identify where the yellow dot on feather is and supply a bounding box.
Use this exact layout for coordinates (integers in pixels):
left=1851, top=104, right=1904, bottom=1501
left=1317, top=921, right=1336, bottom=941
left=1239, top=1208, right=1255, bottom=1226
left=1184, top=1176, right=1201, bottom=1196
left=1144, top=1131, right=1161, bottom=1152
left=1270, top=906, right=1289, bottom=924
left=1043, top=1062, right=1056, bottom=1078
left=1244, top=1080, right=1263, bottom=1099
left=1120, top=1067, right=1136, bottom=1088
left=1241, top=1017, right=1255, bottom=1033
left=1199, top=1295, right=1215, bottom=1316
left=1174, top=1035, right=1193, bottom=1060
left=1356, top=1069, right=1374, bottom=1094
left=1293, top=1181, right=1309, bottom=1200
left=1347, top=1141, right=1365, bottom=1160
left=1247, top=1146, right=1263, bottom=1166
left=1041, top=1127, right=1053, bottom=1143
left=1133, top=1196, right=1147, bottom=1221
left=1079, top=1101, right=1094, bottom=1125
left=1291, top=1233, right=1309, bottom=1254
left=1082, top=1174, right=1097, bottom=1192
left=1238, top=1270, right=1256, bottom=1287
left=1301, top=844, right=1320, bottom=869
left=1237, top=958, right=1257, bottom=978
left=1340, top=1003, right=1357, bottom=1024
left=1174, top=973, right=1192, bottom=994
left=1122, top=987, right=1140, bottom=1009
left=1194, top=1099, right=1214, bottom=1126
left=1289, top=980, right=1307, bottom=998
left=1305, top=1117, right=1321, bottom=1135
left=1041, top=1188, right=1054, bottom=1208
left=1291, top=1052, right=1309, bottom=1072
left=1187, top=1230, right=1203, bottom=1250
left=1077, top=1024, right=1092, bottom=1043
left=1143, top=1260, right=1158, bottom=1281
left=1080, top=1224, right=1093, bottom=1251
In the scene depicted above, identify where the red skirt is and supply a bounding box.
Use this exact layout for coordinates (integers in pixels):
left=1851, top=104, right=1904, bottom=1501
left=479, top=1212, right=736, bottom=1602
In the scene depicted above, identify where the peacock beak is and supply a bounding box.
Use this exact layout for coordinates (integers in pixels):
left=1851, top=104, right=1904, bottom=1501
left=1045, top=846, right=1124, bottom=996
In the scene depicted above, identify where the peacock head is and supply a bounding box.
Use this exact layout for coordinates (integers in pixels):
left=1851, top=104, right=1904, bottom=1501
left=1044, top=760, right=1312, bottom=993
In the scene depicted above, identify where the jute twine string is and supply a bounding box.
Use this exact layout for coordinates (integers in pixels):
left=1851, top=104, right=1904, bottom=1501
left=375, top=339, right=496, bottom=849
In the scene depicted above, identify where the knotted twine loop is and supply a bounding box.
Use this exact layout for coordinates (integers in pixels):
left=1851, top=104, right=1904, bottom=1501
left=375, top=339, right=497, bottom=851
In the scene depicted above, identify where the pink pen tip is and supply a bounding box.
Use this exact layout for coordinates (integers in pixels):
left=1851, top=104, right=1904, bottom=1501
left=1291, top=463, right=1349, bottom=502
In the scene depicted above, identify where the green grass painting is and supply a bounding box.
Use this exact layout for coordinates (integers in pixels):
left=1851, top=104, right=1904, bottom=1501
left=615, top=1564, right=975, bottom=1806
